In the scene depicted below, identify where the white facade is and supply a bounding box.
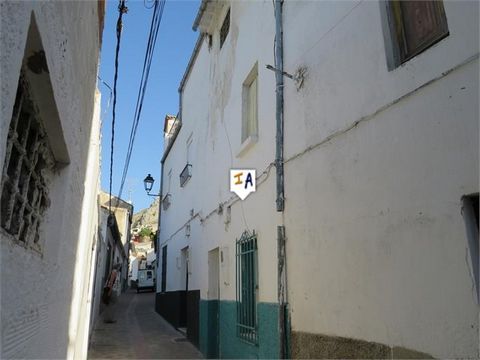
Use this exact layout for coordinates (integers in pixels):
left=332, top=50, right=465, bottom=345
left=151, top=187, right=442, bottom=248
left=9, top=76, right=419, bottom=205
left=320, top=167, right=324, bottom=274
left=98, top=191, right=133, bottom=291
left=67, top=90, right=102, bottom=359
left=159, top=0, right=278, bottom=300
left=281, top=1, right=479, bottom=358
left=158, top=1, right=479, bottom=358
left=90, top=210, right=109, bottom=335
left=0, top=1, right=104, bottom=359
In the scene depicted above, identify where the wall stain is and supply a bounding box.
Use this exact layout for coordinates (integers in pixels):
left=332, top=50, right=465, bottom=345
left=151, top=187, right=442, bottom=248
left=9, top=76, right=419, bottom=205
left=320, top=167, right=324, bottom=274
left=291, top=331, right=434, bottom=359
left=208, top=6, right=239, bottom=150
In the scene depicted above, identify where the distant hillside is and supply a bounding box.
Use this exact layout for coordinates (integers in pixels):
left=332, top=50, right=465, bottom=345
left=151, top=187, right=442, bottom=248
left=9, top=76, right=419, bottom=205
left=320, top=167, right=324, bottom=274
left=132, top=198, right=159, bottom=232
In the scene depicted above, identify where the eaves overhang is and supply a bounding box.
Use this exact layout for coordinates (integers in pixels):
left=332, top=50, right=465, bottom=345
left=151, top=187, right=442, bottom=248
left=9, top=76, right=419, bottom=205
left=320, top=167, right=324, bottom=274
left=192, top=0, right=225, bottom=34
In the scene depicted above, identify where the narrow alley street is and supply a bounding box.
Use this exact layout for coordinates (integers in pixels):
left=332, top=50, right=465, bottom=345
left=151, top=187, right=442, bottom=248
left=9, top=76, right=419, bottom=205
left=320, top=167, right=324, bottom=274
left=1, top=1, right=478, bottom=359
left=88, top=290, right=202, bottom=359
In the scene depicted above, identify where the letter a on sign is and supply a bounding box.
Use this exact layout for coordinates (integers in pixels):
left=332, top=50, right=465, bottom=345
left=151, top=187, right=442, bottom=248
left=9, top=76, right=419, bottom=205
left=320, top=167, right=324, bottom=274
left=230, top=169, right=256, bottom=200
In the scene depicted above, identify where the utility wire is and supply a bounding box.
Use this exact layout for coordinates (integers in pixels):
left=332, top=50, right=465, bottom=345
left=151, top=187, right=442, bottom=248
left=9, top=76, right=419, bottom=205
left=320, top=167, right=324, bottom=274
left=109, top=0, right=128, bottom=214
left=115, top=0, right=166, bottom=209
left=118, top=0, right=164, bottom=203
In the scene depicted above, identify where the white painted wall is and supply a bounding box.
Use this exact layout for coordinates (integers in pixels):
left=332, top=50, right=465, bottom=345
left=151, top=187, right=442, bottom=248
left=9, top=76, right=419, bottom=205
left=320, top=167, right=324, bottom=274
left=130, top=256, right=139, bottom=282
left=90, top=211, right=109, bottom=332
left=98, top=192, right=132, bottom=292
left=67, top=90, right=102, bottom=360
left=158, top=0, right=478, bottom=357
left=158, top=0, right=279, bottom=304
left=0, top=1, right=102, bottom=359
left=281, top=1, right=479, bottom=357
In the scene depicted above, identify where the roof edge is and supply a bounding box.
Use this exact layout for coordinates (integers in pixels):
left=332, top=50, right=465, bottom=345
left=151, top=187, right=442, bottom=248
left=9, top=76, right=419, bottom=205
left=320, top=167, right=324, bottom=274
left=192, top=0, right=210, bottom=31
left=178, top=33, right=205, bottom=93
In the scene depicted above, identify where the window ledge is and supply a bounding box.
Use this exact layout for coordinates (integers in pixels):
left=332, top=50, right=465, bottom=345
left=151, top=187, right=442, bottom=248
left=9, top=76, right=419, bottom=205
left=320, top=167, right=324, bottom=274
left=236, top=135, right=258, bottom=158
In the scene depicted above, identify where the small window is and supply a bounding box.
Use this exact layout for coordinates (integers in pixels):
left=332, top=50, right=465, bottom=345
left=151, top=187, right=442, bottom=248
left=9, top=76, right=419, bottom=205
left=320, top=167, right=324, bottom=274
left=385, top=0, right=449, bottom=68
left=462, top=194, right=479, bottom=301
left=242, top=64, right=258, bottom=144
left=1, top=74, right=54, bottom=252
left=179, top=164, right=192, bottom=187
left=236, top=230, right=258, bottom=344
left=220, top=8, right=230, bottom=49
left=208, top=34, right=213, bottom=50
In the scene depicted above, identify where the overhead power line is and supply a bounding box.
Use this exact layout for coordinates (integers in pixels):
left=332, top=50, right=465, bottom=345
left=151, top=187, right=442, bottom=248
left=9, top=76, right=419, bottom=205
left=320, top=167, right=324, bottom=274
left=109, top=0, right=128, bottom=214
left=115, top=0, right=166, bottom=209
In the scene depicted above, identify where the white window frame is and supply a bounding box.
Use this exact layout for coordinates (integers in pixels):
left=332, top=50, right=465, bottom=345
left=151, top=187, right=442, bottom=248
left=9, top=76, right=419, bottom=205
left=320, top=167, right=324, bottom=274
left=238, top=63, right=258, bottom=157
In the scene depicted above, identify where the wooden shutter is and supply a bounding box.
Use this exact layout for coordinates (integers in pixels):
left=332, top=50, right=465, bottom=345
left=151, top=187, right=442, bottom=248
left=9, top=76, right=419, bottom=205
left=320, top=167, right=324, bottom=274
left=391, top=0, right=449, bottom=63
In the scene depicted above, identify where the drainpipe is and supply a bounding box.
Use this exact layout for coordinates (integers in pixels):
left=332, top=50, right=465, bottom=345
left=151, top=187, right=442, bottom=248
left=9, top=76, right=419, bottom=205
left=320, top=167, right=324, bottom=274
left=156, top=161, right=163, bottom=277
left=274, top=0, right=289, bottom=358
left=275, top=0, right=285, bottom=213
left=154, top=158, right=163, bottom=314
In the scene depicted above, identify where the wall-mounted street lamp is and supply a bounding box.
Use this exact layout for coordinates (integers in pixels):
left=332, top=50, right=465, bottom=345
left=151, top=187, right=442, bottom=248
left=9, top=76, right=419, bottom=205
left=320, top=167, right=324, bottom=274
left=143, top=173, right=160, bottom=197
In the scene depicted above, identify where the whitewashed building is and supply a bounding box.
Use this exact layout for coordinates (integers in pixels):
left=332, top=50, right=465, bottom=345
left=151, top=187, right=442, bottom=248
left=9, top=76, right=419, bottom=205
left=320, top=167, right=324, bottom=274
left=0, top=1, right=104, bottom=358
left=98, top=191, right=133, bottom=291
left=156, top=0, right=479, bottom=359
left=90, top=192, right=132, bottom=329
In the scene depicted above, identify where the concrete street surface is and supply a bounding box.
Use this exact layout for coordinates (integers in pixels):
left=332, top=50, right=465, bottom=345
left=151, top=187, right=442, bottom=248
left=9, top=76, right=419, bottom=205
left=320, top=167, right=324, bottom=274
left=88, top=289, right=202, bottom=359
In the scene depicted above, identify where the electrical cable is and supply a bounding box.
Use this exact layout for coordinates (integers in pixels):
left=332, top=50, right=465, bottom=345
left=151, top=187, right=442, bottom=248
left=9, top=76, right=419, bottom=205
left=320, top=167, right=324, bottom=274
left=109, top=0, right=128, bottom=214
left=114, top=0, right=166, bottom=210
left=117, top=0, right=165, bottom=205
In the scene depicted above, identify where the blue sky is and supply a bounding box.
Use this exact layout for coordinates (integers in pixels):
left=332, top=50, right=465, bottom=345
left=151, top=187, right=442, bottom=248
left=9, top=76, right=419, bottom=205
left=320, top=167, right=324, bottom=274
left=99, top=0, right=200, bottom=212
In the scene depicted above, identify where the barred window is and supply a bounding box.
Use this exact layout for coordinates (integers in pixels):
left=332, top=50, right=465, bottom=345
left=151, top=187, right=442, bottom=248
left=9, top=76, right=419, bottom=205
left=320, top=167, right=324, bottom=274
left=1, top=75, right=54, bottom=252
left=236, top=230, right=258, bottom=344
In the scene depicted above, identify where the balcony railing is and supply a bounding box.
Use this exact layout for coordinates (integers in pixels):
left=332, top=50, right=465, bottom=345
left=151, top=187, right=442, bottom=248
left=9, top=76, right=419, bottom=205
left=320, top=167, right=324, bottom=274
left=179, top=164, right=192, bottom=187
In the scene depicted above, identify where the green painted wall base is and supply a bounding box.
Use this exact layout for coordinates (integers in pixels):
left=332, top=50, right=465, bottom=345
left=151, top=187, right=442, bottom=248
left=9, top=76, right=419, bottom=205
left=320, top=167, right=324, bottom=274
left=200, top=300, right=279, bottom=359
left=199, top=300, right=219, bottom=358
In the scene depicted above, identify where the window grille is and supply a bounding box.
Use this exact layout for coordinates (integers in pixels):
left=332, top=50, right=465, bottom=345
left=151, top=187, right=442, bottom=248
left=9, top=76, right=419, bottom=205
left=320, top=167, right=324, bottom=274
left=162, top=193, right=171, bottom=210
left=1, top=75, right=54, bottom=252
left=179, top=164, right=192, bottom=187
left=236, top=230, right=258, bottom=344
left=220, top=8, right=230, bottom=49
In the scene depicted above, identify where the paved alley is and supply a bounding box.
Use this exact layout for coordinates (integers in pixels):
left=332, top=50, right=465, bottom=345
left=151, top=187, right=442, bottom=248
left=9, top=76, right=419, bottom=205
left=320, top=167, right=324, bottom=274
left=88, top=290, right=202, bottom=359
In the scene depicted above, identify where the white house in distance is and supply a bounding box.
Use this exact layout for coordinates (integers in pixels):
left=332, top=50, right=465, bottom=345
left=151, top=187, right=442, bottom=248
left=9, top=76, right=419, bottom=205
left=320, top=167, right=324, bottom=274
left=156, top=0, right=479, bottom=359
left=0, top=1, right=104, bottom=359
left=129, top=236, right=155, bottom=285
left=98, top=191, right=133, bottom=290
left=90, top=192, right=132, bottom=328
